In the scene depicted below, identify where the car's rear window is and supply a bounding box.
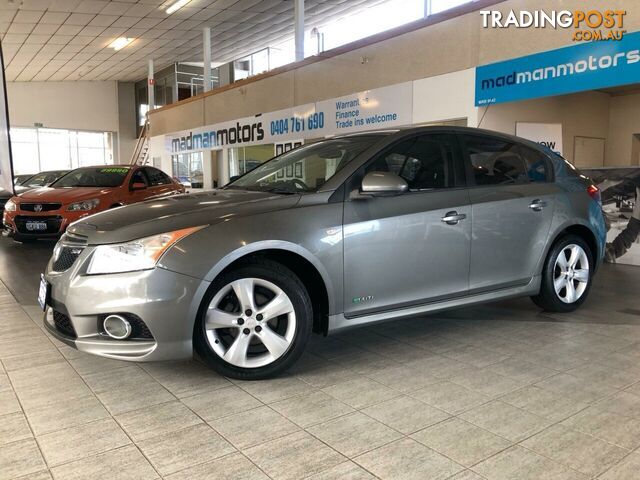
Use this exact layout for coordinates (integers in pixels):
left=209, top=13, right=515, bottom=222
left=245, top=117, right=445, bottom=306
left=51, top=167, right=130, bottom=188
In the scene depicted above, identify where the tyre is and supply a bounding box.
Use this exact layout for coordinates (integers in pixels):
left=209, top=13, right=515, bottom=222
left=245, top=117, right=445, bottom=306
left=531, top=234, right=593, bottom=313
left=194, top=258, right=312, bottom=380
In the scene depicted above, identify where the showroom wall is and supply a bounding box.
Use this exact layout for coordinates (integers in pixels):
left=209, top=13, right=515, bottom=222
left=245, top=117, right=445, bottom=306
left=6, top=80, right=137, bottom=163
left=150, top=0, right=640, bottom=138
left=608, top=92, right=640, bottom=167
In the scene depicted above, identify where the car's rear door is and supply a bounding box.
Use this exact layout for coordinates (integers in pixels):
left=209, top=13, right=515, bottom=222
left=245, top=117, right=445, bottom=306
left=342, top=132, right=471, bottom=317
left=459, top=133, right=558, bottom=292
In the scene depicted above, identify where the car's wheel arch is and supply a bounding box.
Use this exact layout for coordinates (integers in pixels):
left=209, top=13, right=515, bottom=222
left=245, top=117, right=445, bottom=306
left=538, top=221, right=600, bottom=275
left=201, top=241, right=334, bottom=335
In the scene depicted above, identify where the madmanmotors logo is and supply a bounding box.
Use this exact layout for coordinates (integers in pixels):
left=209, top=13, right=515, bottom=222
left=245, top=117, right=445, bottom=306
left=480, top=9, right=626, bottom=41
left=171, top=119, right=265, bottom=153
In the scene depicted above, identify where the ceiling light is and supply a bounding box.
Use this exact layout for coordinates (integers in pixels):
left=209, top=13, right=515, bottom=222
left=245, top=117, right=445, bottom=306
left=109, top=37, right=134, bottom=51
left=166, top=0, right=191, bottom=14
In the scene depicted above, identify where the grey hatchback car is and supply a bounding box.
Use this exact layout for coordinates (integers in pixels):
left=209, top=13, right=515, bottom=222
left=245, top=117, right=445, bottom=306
left=42, top=127, right=606, bottom=379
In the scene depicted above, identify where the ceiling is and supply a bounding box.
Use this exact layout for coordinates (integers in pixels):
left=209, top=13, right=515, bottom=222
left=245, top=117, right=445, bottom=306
left=0, top=0, right=387, bottom=82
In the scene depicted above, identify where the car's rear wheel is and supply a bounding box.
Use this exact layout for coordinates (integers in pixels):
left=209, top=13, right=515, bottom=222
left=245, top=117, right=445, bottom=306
left=531, top=235, right=593, bottom=312
left=194, top=259, right=312, bottom=380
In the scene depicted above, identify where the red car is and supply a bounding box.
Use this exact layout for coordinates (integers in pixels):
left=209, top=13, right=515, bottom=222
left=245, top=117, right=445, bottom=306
left=3, top=165, right=185, bottom=241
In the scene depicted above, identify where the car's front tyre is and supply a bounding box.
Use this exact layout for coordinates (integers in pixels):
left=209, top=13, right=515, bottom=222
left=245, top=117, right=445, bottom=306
left=194, top=258, right=312, bottom=380
left=531, top=234, right=593, bottom=313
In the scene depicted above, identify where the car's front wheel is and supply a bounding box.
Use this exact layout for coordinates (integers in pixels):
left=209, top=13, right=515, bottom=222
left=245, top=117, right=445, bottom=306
left=531, top=235, right=593, bottom=312
left=194, top=259, right=312, bottom=380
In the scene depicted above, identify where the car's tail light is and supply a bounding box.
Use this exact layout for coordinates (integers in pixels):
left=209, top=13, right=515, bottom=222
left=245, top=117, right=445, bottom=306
left=587, top=184, right=601, bottom=203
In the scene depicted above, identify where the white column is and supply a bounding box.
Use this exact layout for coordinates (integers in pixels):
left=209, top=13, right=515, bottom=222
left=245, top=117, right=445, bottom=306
left=294, top=0, right=304, bottom=62
left=217, top=149, right=229, bottom=186
left=203, top=27, right=212, bottom=92
left=147, top=58, right=155, bottom=111
left=424, top=0, right=431, bottom=17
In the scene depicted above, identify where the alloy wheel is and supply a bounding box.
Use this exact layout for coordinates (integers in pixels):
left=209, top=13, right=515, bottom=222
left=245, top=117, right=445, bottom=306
left=553, top=244, right=590, bottom=304
left=204, top=277, right=296, bottom=368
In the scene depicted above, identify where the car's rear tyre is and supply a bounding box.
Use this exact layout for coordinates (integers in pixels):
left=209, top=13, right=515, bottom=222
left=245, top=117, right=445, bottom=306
left=531, top=234, right=593, bottom=313
left=194, top=258, right=312, bottom=380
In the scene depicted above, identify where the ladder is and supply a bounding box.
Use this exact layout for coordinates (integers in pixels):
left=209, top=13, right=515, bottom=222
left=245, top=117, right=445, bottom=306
left=130, top=116, right=150, bottom=166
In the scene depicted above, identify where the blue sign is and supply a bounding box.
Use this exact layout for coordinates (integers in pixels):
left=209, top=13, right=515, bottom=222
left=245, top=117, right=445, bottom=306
left=475, top=31, right=640, bottom=106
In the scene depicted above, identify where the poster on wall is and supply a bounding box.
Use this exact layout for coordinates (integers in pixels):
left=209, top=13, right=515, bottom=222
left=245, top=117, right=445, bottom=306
left=584, top=167, right=640, bottom=267
left=515, top=122, right=563, bottom=156
left=0, top=41, right=15, bottom=196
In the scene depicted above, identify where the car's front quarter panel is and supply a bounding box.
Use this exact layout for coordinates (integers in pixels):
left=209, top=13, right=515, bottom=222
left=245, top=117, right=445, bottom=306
left=161, top=196, right=345, bottom=315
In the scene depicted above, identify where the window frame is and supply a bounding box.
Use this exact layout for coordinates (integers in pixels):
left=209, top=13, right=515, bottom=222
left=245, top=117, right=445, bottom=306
left=345, top=131, right=467, bottom=197
left=458, top=133, right=554, bottom=188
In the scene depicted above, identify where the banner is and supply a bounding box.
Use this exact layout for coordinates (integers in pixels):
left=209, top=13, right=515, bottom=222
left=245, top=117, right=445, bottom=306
left=0, top=41, right=14, bottom=195
left=515, top=122, right=563, bottom=155
left=475, top=30, right=640, bottom=106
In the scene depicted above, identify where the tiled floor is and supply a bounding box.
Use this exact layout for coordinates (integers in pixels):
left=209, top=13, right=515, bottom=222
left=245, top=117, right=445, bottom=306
left=1, top=256, right=640, bottom=479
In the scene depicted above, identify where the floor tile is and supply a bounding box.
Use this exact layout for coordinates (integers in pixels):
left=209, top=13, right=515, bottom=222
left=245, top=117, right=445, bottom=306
left=0, top=411, right=32, bottom=445
left=180, top=385, right=262, bottom=421
left=141, top=361, right=231, bottom=398
left=322, top=377, right=398, bottom=409
left=137, top=423, right=235, bottom=476
left=411, top=417, right=512, bottom=467
left=362, top=395, right=450, bottom=434
left=355, top=438, right=463, bottom=480
left=534, top=373, right=616, bottom=404
left=165, top=452, right=269, bottom=480
left=410, top=380, right=491, bottom=415
left=0, top=389, right=21, bottom=416
left=50, top=444, right=158, bottom=480
left=448, top=367, right=527, bottom=397
left=521, top=424, right=629, bottom=477
left=115, top=401, right=203, bottom=442
left=210, top=406, right=299, bottom=449
left=245, top=431, right=345, bottom=480
left=499, top=385, right=589, bottom=422
left=234, top=376, right=313, bottom=404
left=460, top=400, right=551, bottom=442
left=26, top=394, right=110, bottom=436
left=598, top=452, right=640, bottom=480
left=307, top=411, right=401, bottom=457
left=472, top=445, right=586, bottom=480
left=366, top=364, right=441, bottom=392
left=269, top=391, right=354, bottom=428
left=0, top=438, right=47, bottom=479
left=304, top=461, right=375, bottom=480
left=561, top=406, right=640, bottom=449
left=37, top=418, right=131, bottom=467
left=1, top=349, right=64, bottom=372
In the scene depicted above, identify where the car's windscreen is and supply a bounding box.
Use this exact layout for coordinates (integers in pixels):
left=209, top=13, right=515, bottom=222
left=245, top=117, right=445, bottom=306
left=51, top=167, right=130, bottom=188
left=226, top=136, right=382, bottom=193
left=26, top=170, right=68, bottom=187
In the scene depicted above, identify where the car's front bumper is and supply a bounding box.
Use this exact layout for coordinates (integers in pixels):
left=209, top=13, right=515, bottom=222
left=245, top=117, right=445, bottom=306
left=44, top=249, right=210, bottom=362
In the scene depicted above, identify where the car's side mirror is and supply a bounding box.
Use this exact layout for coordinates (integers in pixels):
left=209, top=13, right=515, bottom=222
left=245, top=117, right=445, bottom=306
left=131, top=182, right=147, bottom=191
left=359, top=171, right=408, bottom=197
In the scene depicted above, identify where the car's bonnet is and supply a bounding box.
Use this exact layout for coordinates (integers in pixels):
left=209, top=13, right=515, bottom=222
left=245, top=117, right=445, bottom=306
left=16, top=186, right=116, bottom=203
left=67, top=189, right=301, bottom=244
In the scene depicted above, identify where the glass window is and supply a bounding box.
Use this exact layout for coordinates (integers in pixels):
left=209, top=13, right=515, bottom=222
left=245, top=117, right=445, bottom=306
left=519, top=145, right=549, bottom=182
left=144, top=167, right=171, bottom=186
left=463, top=136, right=529, bottom=186
left=131, top=169, right=149, bottom=186
left=367, top=135, right=457, bottom=190
left=228, top=136, right=382, bottom=193
left=229, top=144, right=275, bottom=180
left=52, top=167, right=129, bottom=188
left=172, top=152, right=203, bottom=189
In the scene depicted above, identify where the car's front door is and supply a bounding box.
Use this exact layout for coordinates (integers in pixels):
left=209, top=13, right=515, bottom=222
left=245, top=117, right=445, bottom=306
left=459, top=134, right=557, bottom=292
left=127, top=168, right=151, bottom=204
left=343, top=133, right=471, bottom=317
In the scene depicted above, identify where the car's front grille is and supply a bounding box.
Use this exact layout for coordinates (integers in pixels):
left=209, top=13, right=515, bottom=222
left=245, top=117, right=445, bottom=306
left=53, top=246, right=84, bottom=272
left=20, top=203, right=62, bottom=212
left=14, top=215, right=62, bottom=234
left=53, top=310, right=76, bottom=338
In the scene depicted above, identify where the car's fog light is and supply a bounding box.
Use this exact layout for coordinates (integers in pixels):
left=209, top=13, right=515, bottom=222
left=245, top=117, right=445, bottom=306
left=103, top=315, right=132, bottom=340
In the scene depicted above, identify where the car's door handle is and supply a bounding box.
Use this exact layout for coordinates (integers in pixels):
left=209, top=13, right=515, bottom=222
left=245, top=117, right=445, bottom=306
left=441, top=211, right=467, bottom=225
left=529, top=199, right=548, bottom=212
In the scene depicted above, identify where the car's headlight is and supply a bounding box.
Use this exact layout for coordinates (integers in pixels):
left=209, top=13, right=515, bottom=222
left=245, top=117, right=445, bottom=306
left=4, top=199, right=16, bottom=212
left=86, top=226, right=206, bottom=275
left=67, top=199, right=100, bottom=212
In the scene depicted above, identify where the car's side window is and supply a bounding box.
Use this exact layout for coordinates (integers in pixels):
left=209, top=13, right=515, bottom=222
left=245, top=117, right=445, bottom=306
left=144, top=167, right=171, bottom=186
left=518, top=145, right=549, bottom=183
left=366, top=134, right=457, bottom=191
left=130, top=169, right=149, bottom=187
left=462, top=135, right=529, bottom=186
